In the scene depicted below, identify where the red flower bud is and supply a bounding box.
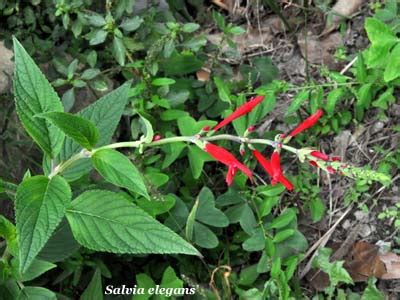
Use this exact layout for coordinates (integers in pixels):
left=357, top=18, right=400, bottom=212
left=213, top=96, right=265, bottom=132
left=327, top=166, right=335, bottom=174
left=203, top=126, right=210, bottom=132
left=153, top=135, right=162, bottom=141
left=288, top=109, right=323, bottom=137
left=310, top=151, right=329, bottom=161
left=247, top=126, right=255, bottom=133
left=331, top=156, right=341, bottom=161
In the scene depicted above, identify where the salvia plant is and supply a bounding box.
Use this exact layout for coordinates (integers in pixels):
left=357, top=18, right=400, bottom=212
left=0, top=36, right=392, bottom=298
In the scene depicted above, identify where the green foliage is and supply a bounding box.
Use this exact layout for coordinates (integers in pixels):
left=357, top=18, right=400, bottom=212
left=65, top=190, right=199, bottom=256
left=0, top=0, right=396, bottom=298
left=91, top=149, right=149, bottom=199
left=15, top=175, right=71, bottom=273
left=13, top=37, right=65, bottom=158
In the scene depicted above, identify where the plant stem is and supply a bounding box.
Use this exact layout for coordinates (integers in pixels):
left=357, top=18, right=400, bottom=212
left=49, top=134, right=301, bottom=177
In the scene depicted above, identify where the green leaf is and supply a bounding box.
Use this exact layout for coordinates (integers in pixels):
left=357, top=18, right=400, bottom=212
left=267, top=208, right=296, bottom=229
left=13, top=37, right=65, bottom=158
left=134, top=273, right=156, bottom=300
left=186, top=198, right=199, bottom=241
left=139, top=115, right=154, bottom=144
left=309, top=198, right=325, bottom=223
left=325, top=88, right=344, bottom=116
left=188, top=145, right=210, bottom=179
left=136, top=195, right=176, bottom=217
left=182, top=23, right=200, bottom=33
left=286, top=90, right=309, bottom=115
left=37, top=112, right=99, bottom=150
left=365, top=17, right=398, bottom=47
left=81, top=68, right=100, bottom=81
left=162, top=142, right=186, bottom=169
left=214, top=77, right=231, bottom=103
left=66, top=190, right=200, bottom=256
left=362, top=278, right=384, bottom=300
left=120, top=16, right=143, bottom=32
left=91, top=149, right=149, bottom=199
left=238, top=265, right=259, bottom=286
left=152, top=78, right=176, bottom=86
left=384, top=43, right=400, bottom=82
left=161, top=52, right=203, bottom=76
left=16, top=259, right=56, bottom=282
left=58, top=82, right=131, bottom=180
left=112, top=36, right=126, bottom=66
left=193, top=221, right=218, bottom=249
left=89, top=30, right=108, bottom=45
left=243, top=228, right=265, bottom=252
left=196, top=187, right=229, bottom=227
left=273, top=229, right=295, bottom=243
left=81, top=269, right=103, bottom=300
left=160, top=266, right=183, bottom=296
left=18, top=287, right=56, bottom=300
left=356, top=83, right=373, bottom=108
left=16, top=175, right=71, bottom=273
left=37, top=219, right=80, bottom=262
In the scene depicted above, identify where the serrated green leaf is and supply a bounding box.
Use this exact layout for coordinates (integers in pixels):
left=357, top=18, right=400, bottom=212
left=81, top=269, right=103, bottom=300
left=365, top=18, right=398, bottom=47
left=37, top=219, right=80, bottom=262
left=286, top=90, right=309, bottom=115
left=325, top=88, right=344, bottom=116
left=37, top=112, right=99, bottom=150
left=66, top=190, right=200, bottom=256
left=58, top=82, right=131, bottom=181
left=13, top=37, right=65, bottom=158
left=384, top=43, right=400, bottom=82
left=89, top=30, right=108, bottom=45
left=18, top=286, right=56, bottom=300
left=16, top=175, right=71, bottom=273
left=91, top=149, right=149, bottom=199
left=16, top=259, right=56, bottom=282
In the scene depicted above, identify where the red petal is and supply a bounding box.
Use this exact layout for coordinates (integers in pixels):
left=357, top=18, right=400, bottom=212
left=226, top=165, right=236, bottom=185
left=288, top=109, right=323, bottom=137
left=278, top=175, right=294, bottom=191
left=213, top=96, right=264, bottom=131
left=309, top=161, right=318, bottom=168
left=252, top=150, right=274, bottom=177
left=205, top=143, right=253, bottom=182
left=310, top=151, right=329, bottom=161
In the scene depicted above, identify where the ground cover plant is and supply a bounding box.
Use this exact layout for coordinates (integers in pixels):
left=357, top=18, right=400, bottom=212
left=0, top=0, right=399, bottom=299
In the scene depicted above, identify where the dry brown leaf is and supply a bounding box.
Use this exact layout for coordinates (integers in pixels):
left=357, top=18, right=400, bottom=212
left=345, top=241, right=400, bottom=281
left=380, top=252, right=400, bottom=280
left=345, top=241, right=386, bottom=282
left=196, top=68, right=211, bottom=82
left=322, top=0, right=365, bottom=35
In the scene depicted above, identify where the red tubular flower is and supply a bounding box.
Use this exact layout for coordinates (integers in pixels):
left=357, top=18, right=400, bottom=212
left=270, top=151, right=294, bottom=191
left=310, top=151, right=329, bottom=161
left=204, top=143, right=253, bottom=185
left=253, top=150, right=293, bottom=191
left=288, top=109, right=323, bottom=137
left=153, top=135, right=162, bottom=141
left=252, top=150, right=274, bottom=177
left=213, top=96, right=265, bottom=131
